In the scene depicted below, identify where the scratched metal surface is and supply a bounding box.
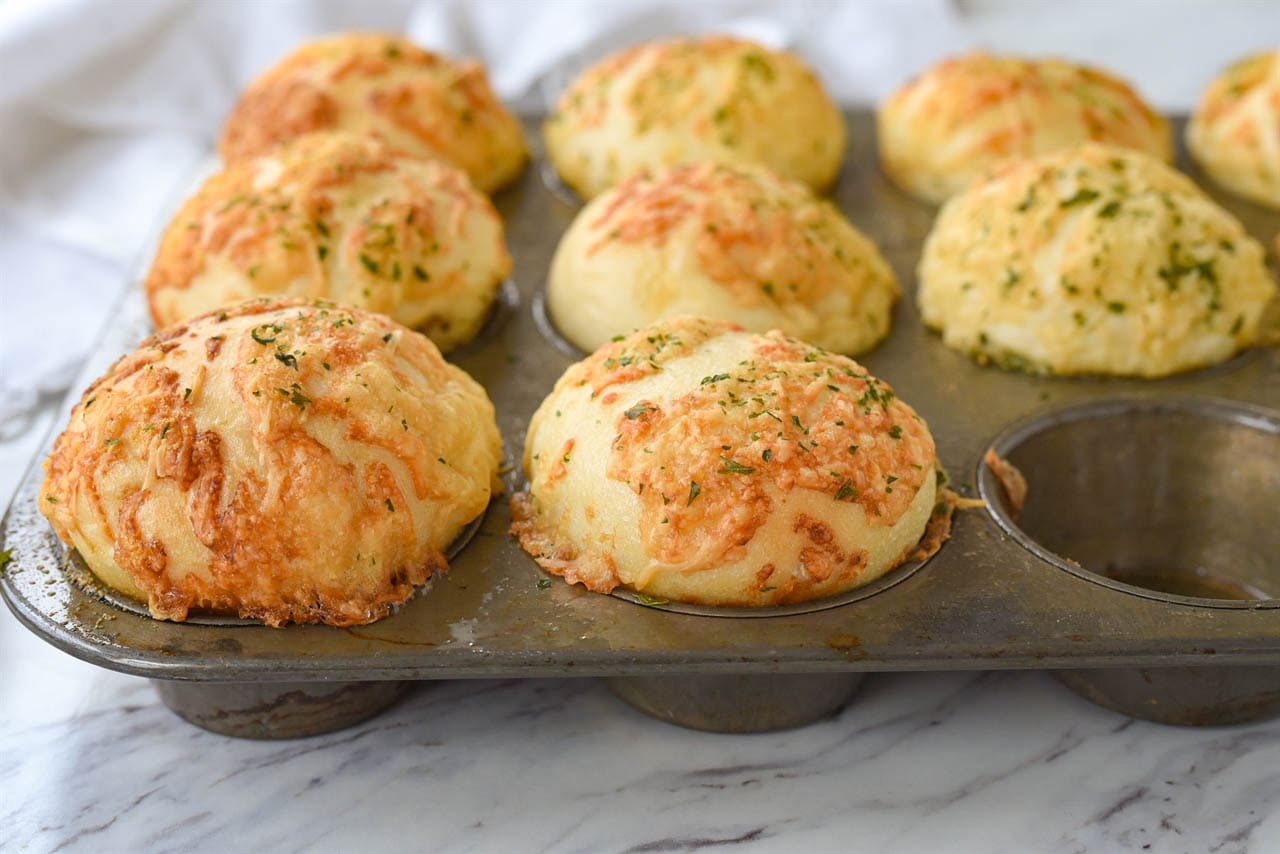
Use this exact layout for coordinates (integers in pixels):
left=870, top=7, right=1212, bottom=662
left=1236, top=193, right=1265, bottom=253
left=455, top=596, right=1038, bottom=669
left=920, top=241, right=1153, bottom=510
left=2, top=113, right=1278, bottom=682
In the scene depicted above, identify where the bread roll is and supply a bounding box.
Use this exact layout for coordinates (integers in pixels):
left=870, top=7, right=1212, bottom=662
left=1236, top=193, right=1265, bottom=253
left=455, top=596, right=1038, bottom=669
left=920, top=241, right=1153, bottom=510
left=512, top=317, right=941, bottom=607
left=40, top=298, right=502, bottom=627
left=146, top=132, right=510, bottom=352
left=548, top=162, right=897, bottom=355
left=918, top=143, right=1276, bottom=377
left=220, top=33, right=527, bottom=193
left=544, top=36, right=846, bottom=199
left=1187, top=50, right=1280, bottom=210
left=879, top=52, right=1171, bottom=203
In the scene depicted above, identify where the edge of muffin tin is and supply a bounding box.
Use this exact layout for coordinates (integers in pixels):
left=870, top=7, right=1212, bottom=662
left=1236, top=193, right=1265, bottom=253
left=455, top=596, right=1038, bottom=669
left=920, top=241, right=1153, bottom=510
left=3, top=112, right=1280, bottom=739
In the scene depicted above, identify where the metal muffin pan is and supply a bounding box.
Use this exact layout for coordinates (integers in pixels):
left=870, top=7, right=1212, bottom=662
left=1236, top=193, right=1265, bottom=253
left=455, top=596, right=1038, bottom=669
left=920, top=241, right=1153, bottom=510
left=3, top=113, right=1279, bottom=737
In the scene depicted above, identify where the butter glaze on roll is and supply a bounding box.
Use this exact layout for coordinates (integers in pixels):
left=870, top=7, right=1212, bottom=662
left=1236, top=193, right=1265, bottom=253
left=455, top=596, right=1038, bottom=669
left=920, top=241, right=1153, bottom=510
left=40, top=298, right=502, bottom=627
left=544, top=36, right=846, bottom=199
left=878, top=52, right=1171, bottom=203
left=220, top=33, right=527, bottom=193
left=918, top=144, right=1277, bottom=377
left=512, top=317, right=942, bottom=607
left=1188, top=50, right=1280, bottom=210
left=548, top=162, right=898, bottom=355
left=145, top=132, right=510, bottom=352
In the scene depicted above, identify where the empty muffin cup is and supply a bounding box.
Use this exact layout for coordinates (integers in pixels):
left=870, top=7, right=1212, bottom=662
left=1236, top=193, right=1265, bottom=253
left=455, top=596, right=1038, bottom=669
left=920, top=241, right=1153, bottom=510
left=608, top=673, right=864, bottom=733
left=979, top=397, right=1280, bottom=725
left=152, top=679, right=413, bottom=739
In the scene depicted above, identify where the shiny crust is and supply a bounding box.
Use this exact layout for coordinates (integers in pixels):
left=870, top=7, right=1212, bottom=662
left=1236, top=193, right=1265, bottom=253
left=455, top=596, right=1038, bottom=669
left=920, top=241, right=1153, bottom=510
left=40, top=298, right=502, bottom=627
left=145, top=132, right=511, bottom=352
left=511, top=317, right=940, bottom=606
left=1187, top=50, right=1280, bottom=210
left=548, top=162, right=898, bottom=354
left=879, top=52, right=1171, bottom=203
left=918, top=143, right=1277, bottom=377
left=220, top=33, right=527, bottom=193
left=543, top=36, right=845, bottom=199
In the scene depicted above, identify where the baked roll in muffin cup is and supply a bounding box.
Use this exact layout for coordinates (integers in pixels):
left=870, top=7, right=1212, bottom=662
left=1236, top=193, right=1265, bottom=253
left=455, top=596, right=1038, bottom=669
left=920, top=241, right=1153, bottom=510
left=879, top=52, right=1170, bottom=204
left=547, top=161, right=898, bottom=356
left=1187, top=50, right=1280, bottom=210
left=221, top=33, right=527, bottom=194
left=512, top=317, right=948, bottom=607
left=41, top=298, right=503, bottom=627
left=145, top=132, right=511, bottom=352
left=544, top=36, right=846, bottom=200
left=918, top=143, right=1276, bottom=377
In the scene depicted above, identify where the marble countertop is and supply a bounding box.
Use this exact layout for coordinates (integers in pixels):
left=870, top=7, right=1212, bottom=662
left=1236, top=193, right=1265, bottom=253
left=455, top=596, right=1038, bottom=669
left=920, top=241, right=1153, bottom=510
left=2, top=415, right=1277, bottom=853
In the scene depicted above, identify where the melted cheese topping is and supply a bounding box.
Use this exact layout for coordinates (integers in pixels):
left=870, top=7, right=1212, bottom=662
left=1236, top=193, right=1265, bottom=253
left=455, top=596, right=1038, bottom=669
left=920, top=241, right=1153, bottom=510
left=548, top=162, right=898, bottom=355
left=1187, top=50, right=1280, bottom=210
left=878, top=52, right=1171, bottom=203
left=220, top=33, right=527, bottom=193
left=918, top=143, right=1277, bottom=377
left=146, top=132, right=510, bottom=351
left=40, top=298, right=502, bottom=626
left=512, top=317, right=940, bottom=606
left=543, top=36, right=845, bottom=199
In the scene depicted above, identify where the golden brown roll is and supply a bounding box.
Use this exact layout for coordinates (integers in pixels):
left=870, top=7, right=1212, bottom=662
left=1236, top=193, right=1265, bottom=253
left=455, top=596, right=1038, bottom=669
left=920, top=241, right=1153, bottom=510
left=220, top=33, right=527, bottom=193
left=879, top=52, right=1171, bottom=203
left=145, top=132, right=510, bottom=352
left=547, top=162, right=898, bottom=355
left=1187, top=50, right=1280, bottom=210
left=40, top=298, right=502, bottom=627
left=543, top=36, right=846, bottom=199
left=918, top=143, right=1277, bottom=377
left=511, top=317, right=942, bottom=607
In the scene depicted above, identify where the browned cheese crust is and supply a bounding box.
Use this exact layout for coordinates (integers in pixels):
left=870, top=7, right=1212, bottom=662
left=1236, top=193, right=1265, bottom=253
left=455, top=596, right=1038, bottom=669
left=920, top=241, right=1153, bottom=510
left=41, top=298, right=502, bottom=626
left=220, top=33, right=527, bottom=193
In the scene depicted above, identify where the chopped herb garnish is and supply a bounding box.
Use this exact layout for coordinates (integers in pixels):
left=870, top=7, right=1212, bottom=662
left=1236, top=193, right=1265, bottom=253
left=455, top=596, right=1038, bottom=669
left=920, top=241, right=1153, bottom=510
left=718, top=457, right=755, bottom=475
left=624, top=403, right=653, bottom=420
left=274, top=352, right=298, bottom=369
left=103, top=438, right=120, bottom=446
left=359, top=254, right=379, bottom=275
left=847, top=445, right=858, bottom=455
left=84, top=396, right=96, bottom=410
left=160, top=422, right=171, bottom=439
left=1106, top=301, right=1127, bottom=314
left=634, top=593, right=670, bottom=607
left=383, top=333, right=393, bottom=343
left=183, top=387, right=192, bottom=401
left=537, top=577, right=553, bottom=590
left=1098, top=201, right=1122, bottom=218
left=1060, top=188, right=1100, bottom=208
left=888, top=425, right=903, bottom=439
left=687, top=480, right=701, bottom=505
left=0, top=549, right=11, bottom=573
left=251, top=324, right=279, bottom=344
left=762, top=449, right=772, bottom=462
left=413, top=265, right=429, bottom=281
left=700, top=373, right=730, bottom=386
left=834, top=480, right=857, bottom=502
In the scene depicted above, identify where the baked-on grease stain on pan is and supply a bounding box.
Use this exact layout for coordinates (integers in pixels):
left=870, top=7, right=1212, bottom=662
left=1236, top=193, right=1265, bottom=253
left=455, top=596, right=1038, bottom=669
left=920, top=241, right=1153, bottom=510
left=60, top=507, right=490, bottom=627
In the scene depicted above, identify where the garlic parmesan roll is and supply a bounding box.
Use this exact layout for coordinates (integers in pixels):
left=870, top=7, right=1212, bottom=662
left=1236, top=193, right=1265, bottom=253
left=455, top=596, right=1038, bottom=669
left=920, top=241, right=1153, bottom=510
left=1188, top=50, right=1280, bottom=210
left=918, top=144, right=1276, bottom=377
left=146, top=132, right=510, bottom=352
left=879, top=52, right=1171, bottom=203
left=220, top=33, right=527, bottom=193
left=41, top=298, right=502, bottom=627
left=544, top=36, right=846, bottom=199
left=512, top=317, right=942, bottom=607
left=548, top=162, right=898, bottom=355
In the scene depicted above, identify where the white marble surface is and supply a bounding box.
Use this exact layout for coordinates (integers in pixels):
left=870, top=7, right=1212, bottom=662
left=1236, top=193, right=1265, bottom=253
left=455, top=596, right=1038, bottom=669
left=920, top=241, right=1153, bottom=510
left=2, top=519, right=1279, bottom=853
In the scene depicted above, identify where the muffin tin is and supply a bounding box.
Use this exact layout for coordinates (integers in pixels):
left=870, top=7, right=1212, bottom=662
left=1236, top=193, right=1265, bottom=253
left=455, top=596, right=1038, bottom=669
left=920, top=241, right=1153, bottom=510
left=3, top=113, right=1278, bottom=737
